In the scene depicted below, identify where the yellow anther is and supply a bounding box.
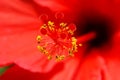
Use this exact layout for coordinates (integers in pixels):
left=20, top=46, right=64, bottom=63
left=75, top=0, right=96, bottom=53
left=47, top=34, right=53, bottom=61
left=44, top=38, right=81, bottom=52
left=79, top=43, right=83, bottom=47
left=68, top=30, right=74, bottom=35
left=48, top=21, right=54, bottom=27
left=60, top=22, right=67, bottom=28
left=36, top=35, right=42, bottom=41
left=49, top=26, right=54, bottom=31
left=48, top=21, right=55, bottom=31
left=69, top=50, right=74, bottom=57
left=37, top=45, right=41, bottom=50
left=71, top=37, right=78, bottom=52
left=71, top=37, right=77, bottom=45
left=37, top=45, right=44, bottom=52
left=41, top=24, right=47, bottom=29
left=56, top=55, right=65, bottom=61
left=48, top=55, right=52, bottom=60
left=65, top=27, right=69, bottom=30
left=72, top=45, right=78, bottom=52
left=37, top=45, right=48, bottom=55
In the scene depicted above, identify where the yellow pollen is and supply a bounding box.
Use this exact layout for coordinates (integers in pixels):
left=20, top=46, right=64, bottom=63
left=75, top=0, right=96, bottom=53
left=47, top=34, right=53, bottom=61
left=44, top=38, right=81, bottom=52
left=60, top=22, right=67, bottom=28
left=68, top=30, right=74, bottom=35
left=37, top=45, right=48, bottom=55
left=48, top=21, right=55, bottom=27
left=48, top=55, right=52, bottom=60
left=56, top=55, right=65, bottom=61
left=41, top=24, right=47, bottom=29
left=48, top=21, right=55, bottom=31
left=36, top=35, right=42, bottom=42
left=71, top=37, right=78, bottom=52
left=79, top=43, right=83, bottom=47
left=69, top=50, right=74, bottom=57
left=65, top=27, right=69, bottom=30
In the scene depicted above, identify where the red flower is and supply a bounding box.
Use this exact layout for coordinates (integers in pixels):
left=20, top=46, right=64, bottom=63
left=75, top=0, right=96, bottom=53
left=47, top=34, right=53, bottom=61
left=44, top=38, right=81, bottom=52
left=0, top=0, right=120, bottom=80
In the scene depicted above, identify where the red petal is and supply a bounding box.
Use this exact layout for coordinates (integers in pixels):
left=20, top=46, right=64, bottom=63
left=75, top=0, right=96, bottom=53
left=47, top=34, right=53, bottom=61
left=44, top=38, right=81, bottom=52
left=0, top=64, right=64, bottom=80
left=34, top=0, right=68, bottom=11
left=0, top=0, right=40, bottom=27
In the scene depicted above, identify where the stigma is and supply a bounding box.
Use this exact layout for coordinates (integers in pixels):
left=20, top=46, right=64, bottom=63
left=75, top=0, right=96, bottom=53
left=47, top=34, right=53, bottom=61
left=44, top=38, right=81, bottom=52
left=37, top=12, right=78, bottom=61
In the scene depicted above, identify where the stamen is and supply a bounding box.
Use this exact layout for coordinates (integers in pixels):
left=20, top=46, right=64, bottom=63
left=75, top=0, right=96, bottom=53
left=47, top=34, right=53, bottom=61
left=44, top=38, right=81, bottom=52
left=60, top=22, right=67, bottom=28
left=69, top=50, right=74, bottom=57
left=56, top=55, right=65, bottom=61
left=36, top=35, right=42, bottom=43
left=39, top=14, right=48, bottom=22
left=55, top=12, right=64, bottom=19
left=71, top=37, right=78, bottom=52
left=48, top=21, right=55, bottom=27
left=37, top=45, right=48, bottom=55
left=37, top=13, right=78, bottom=61
left=47, top=55, right=52, bottom=60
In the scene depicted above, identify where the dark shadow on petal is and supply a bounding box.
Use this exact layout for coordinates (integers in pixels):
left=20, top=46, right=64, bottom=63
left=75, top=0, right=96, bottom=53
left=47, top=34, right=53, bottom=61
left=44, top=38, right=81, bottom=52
left=75, top=10, right=115, bottom=56
left=0, top=63, right=64, bottom=80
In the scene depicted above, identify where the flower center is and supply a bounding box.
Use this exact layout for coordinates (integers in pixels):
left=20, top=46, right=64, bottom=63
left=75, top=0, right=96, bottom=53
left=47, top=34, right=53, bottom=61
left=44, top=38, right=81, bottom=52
left=77, top=12, right=113, bottom=48
left=36, top=12, right=78, bottom=61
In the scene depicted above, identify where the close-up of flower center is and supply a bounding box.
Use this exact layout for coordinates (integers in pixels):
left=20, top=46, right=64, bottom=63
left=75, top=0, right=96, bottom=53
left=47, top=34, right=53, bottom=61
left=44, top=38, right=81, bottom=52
left=1, top=0, right=120, bottom=80
left=36, top=12, right=80, bottom=61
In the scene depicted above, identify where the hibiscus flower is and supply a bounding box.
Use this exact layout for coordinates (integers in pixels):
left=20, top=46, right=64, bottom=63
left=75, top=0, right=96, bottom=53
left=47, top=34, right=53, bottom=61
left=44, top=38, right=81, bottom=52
left=0, top=0, right=120, bottom=80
